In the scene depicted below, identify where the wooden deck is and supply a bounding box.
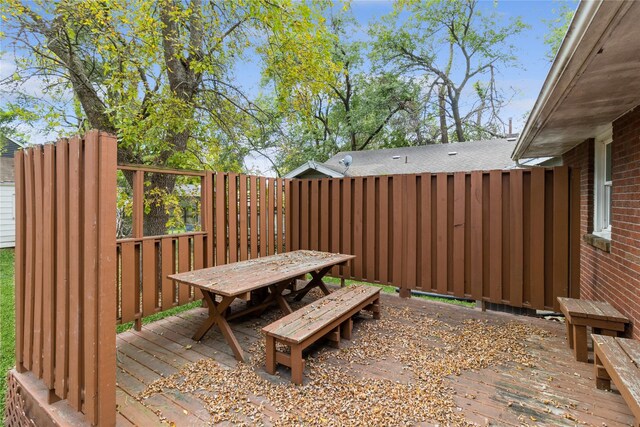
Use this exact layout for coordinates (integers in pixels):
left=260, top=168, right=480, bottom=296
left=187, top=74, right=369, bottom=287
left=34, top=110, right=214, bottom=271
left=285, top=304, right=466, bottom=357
left=115, top=289, right=636, bottom=426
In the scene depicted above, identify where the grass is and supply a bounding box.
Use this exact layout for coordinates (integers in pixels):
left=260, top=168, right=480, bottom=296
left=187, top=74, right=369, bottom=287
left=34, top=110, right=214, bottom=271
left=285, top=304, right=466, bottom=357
left=0, top=249, right=15, bottom=418
left=116, top=300, right=203, bottom=334
left=322, top=276, right=476, bottom=308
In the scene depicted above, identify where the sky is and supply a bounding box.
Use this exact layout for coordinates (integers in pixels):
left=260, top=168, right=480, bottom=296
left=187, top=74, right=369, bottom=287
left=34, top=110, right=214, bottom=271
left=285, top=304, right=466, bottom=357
left=0, top=0, right=575, bottom=175
left=241, top=0, right=574, bottom=174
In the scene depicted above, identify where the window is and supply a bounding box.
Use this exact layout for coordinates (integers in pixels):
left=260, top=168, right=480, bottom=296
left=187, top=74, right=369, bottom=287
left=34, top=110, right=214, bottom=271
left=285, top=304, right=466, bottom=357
left=594, top=126, right=612, bottom=239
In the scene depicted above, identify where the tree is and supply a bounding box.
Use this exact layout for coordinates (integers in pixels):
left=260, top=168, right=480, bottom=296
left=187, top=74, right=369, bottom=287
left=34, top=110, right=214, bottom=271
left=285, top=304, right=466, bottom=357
left=544, top=2, right=576, bottom=61
left=371, top=0, right=527, bottom=144
left=1, top=0, right=335, bottom=233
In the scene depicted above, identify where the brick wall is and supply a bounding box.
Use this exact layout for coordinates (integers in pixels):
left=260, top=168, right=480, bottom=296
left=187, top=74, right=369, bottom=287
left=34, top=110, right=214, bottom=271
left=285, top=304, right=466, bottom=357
left=562, top=106, right=640, bottom=339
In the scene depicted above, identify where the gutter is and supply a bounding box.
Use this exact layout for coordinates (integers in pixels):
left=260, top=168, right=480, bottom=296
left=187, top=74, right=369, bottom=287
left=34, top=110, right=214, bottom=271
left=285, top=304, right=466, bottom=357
left=512, top=0, right=604, bottom=160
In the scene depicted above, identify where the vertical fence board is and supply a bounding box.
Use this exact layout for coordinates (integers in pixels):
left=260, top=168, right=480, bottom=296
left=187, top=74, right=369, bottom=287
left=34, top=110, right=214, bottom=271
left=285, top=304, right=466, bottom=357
left=228, top=174, right=238, bottom=263
left=301, top=180, right=309, bottom=250
left=216, top=173, right=227, bottom=265
left=96, top=132, right=117, bottom=426
left=66, top=137, right=82, bottom=410
left=161, top=238, right=176, bottom=309
left=469, top=172, right=483, bottom=300
left=452, top=173, right=465, bottom=298
left=353, top=177, right=364, bottom=280
left=284, top=179, right=291, bottom=252
left=435, top=174, right=448, bottom=295
left=178, top=236, right=191, bottom=304
left=54, top=142, right=68, bottom=396
left=405, top=176, right=417, bottom=291
left=509, top=170, right=524, bottom=307
left=42, top=144, right=56, bottom=388
left=32, top=147, right=43, bottom=378
left=342, top=178, right=352, bottom=278
left=309, top=179, right=319, bottom=251
left=132, top=170, right=144, bottom=238
left=321, top=179, right=330, bottom=253
left=552, top=167, right=569, bottom=311
left=250, top=176, right=259, bottom=257
left=121, top=242, right=138, bottom=323
left=330, top=179, right=341, bottom=276
left=260, top=177, right=268, bottom=256
left=365, top=177, right=377, bottom=282
left=419, top=174, right=431, bottom=291
left=193, top=234, right=204, bottom=300
left=489, top=171, right=502, bottom=303
left=14, top=150, right=25, bottom=372
left=22, top=150, right=34, bottom=371
left=239, top=176, right=248, bottom=261
left=378, top=177, right=389, bottom=284
left=391, top=176, right=403, bottom=287
left=530, top=168, right=545, bottom=309
left=82, top=132, right=99, bottom=423
left=276, top=179, right=284, bottom=253
left=203, top=172, right=214, bottom=267
left=142, top=240, right=158, bottom=315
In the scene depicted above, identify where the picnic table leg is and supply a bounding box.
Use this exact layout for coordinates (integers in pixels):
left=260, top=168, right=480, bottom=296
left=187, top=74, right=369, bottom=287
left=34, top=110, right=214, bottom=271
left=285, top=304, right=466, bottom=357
left=572, top=324, right=588, bottom=362
left=290, top=345, right=304, bottom=385
left=270, top=282, right=293, bottom=315
left=293, top=266, right=333, bottom=301
left=192, top=292, right=245, bottom=362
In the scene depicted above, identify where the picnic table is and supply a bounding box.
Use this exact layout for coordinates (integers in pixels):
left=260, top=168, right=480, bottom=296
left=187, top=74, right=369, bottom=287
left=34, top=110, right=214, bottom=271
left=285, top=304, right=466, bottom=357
left=168, top=250, right=355, bottom=362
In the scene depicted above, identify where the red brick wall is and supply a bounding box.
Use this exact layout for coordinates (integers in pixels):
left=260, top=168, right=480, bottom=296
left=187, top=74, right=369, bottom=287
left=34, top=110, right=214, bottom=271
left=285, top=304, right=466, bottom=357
left=562, top=106, right=640, bottom=340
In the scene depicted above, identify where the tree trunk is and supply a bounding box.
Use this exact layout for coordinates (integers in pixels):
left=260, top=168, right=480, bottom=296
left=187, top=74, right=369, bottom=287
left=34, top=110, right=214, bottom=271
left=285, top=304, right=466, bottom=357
left=449, top=91, right=465, bottom=142
left=438, top=85, right=449, bottom=144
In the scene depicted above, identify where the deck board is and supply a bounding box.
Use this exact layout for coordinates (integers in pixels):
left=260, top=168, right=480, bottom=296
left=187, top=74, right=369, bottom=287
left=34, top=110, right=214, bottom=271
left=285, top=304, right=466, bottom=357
left=116, top=290, right=636, bottom=426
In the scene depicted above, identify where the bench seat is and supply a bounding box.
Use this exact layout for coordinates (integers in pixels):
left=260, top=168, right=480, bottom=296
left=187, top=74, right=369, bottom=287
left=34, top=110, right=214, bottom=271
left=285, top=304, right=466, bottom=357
left=592, top=335, right=640, bottom=427
left=557, top=297, right=629, bottom=362
left=262, top=285, right=381, bottom=384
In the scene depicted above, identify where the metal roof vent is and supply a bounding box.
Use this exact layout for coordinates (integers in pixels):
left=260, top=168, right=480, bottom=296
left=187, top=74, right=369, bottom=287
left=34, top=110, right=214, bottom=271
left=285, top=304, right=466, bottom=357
left=448, top=151, right=458, bottom=156
left=392, top=155, right=401, bottom=159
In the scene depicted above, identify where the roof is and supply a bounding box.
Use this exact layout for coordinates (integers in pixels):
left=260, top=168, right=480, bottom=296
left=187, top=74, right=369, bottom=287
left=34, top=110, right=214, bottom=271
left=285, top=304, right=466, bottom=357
left=0, top=136, right=22, bottom=158
left=513, top=1, right=640, bottom=159
left=322, top=139, right=519, bottom=177
left=283, top=160, right=346, bottom=179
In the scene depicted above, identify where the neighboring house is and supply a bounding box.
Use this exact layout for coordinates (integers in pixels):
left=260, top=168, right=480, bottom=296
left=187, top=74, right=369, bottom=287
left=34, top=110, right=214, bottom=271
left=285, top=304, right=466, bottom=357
left=512, top=1, right=640, bottom=339
left=0, top=136, right=21, bottom=248
left=285, top=138, right=560, bottom=178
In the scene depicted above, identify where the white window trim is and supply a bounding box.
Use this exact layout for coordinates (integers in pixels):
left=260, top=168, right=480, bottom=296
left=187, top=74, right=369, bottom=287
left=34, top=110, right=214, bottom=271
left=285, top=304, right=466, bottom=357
left=593, top=125, right=612, bottom=240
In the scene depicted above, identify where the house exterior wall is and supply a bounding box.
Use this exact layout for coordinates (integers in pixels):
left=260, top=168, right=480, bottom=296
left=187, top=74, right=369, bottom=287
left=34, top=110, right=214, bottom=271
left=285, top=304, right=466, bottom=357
left=0, top=183, right=16, bottom=248
left=562, top=106, right=640, bottom=339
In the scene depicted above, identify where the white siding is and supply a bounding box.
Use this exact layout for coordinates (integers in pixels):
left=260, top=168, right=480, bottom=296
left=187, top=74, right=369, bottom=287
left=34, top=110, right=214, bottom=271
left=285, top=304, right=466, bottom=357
left=0, top=183, right=15, bottom=248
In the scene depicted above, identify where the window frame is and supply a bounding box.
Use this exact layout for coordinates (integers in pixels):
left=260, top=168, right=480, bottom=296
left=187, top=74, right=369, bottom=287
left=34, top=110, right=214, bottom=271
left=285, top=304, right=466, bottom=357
left=593, top=125, right=613, bottom=239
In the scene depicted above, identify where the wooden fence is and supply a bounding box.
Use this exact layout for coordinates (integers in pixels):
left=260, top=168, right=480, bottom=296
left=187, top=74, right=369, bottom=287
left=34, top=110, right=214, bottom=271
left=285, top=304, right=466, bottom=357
left=115, top=169, right=289, bottom=328
left=13, top=131, right=117, bottom=425
left=288, top=167, right=580, bottom=311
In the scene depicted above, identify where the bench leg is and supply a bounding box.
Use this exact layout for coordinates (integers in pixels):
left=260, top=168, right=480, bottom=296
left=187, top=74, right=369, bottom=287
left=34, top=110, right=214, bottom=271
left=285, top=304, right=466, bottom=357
left=327, top=327, right=340, bottom=348
left=566, top=320, right=574, bottom=349
left=290, top=345, right=304, bottom=385
left=265, top=335, right=277, bottom=375
left=594, top=350, right=611, bottom=390
left=341, top=318, right=353, bottom=340
left=573, top=324, right=588, bottom=362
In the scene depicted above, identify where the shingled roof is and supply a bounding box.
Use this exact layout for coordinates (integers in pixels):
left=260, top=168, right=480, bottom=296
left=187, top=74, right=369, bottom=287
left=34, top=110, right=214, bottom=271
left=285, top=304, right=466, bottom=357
left=323, top=139, right=518, bottom=177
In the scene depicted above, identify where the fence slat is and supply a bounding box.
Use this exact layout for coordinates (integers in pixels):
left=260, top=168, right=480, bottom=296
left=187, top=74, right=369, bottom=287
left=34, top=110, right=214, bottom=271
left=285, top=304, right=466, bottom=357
left=552, top=166, right=569, bottom=311
left=321, top=179, right=330, bottom=253
left=250, top=176, right=259, bottom=257
left=161, top=237, right=176, bottom=309
left=509, top=170, right=524, bottom=307
left=277, top=178, right=284, bottom=253
left=378, top=177, right=389, bottom=284
left=342, top=178, right=352, bottom=278
left=530, top=168, right=545, bottom=309
left=405, top=176, right=417, bottom=291
left=453, top=172, right=465, bottom=298
left=83, top=131, right=99, bottom=423
left=216, top=173, right=227, bottom=265
left=489, top=170, right=502, bottom=303
left=142, top=239, right=158, bottom=316
left=435, top=174, right=447, bottom=295
left=353, top=177, right=364, bottom=280
left=120, top=243, right=136, bottom=324
left=419, top=174, right=431, bottom=291
left=178, top=236, right=191, bottom=304
left=228, top=174, right=238, bottom=263
left=366, top=177, right=377, bottom=282
left=203, top=172, right=214, bottom=267
left=469, top=172, right=483, bottom=300
left=300, top=180, right=309, bottom=250
left=32, top=146, right=43, bottom=378
left=260, top=177, right=268, bottom=256
left=239, top=176, right=248, bottom=260
left=66, top=136, right=82, bottom=410
left=54, top=141, right=68, bottom=397
left=391, top=176, right=403, bottom=287
left=14, top=150, right=25, bottom=373
left=42, top=144, right=56, bottom=388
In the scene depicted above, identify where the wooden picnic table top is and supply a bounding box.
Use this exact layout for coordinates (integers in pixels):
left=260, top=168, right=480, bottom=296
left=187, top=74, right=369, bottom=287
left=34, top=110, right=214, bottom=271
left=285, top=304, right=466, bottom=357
left=557, top=297, right=629, bottom=323
left=168, top=250, right=354, bottom=297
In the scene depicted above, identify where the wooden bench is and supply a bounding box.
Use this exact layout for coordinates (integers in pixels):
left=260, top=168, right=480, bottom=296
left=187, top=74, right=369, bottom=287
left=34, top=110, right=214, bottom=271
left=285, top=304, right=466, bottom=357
left=557, top=297, right=629, bottom=362
left=592, top=335, right=640, bottom=427
left=262, top=285, right=381, bottom=384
